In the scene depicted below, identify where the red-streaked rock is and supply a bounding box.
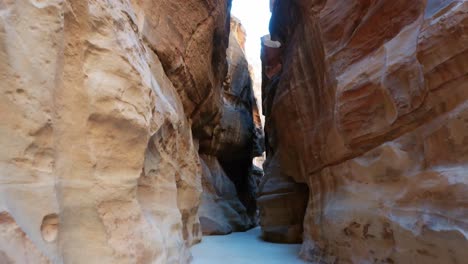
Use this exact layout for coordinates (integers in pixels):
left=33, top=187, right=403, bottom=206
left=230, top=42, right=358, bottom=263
left=261, top=0, right=468, bottom=262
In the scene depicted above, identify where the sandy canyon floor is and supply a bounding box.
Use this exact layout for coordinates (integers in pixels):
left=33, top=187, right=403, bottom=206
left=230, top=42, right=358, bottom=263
left=191, top=227, right=308, bottom=264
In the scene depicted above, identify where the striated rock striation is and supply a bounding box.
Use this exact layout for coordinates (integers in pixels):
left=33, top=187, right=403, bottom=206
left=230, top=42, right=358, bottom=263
left=261, top=0, right=468, bottom=262
left=0, top=0, right=260, bottom=263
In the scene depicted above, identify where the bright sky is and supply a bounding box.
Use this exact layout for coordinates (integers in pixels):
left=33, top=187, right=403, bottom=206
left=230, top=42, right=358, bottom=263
left=231, top=0, right=271, bottom=81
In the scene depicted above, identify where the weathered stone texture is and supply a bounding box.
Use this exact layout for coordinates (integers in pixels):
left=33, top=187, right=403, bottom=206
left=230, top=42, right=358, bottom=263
left=0, top=0, right=260, bottom=263
left=261, top=0, right=468, bottom=262
left=198, top=155, right=253, bottom=235
left=198, top=17, right=264, bottom=235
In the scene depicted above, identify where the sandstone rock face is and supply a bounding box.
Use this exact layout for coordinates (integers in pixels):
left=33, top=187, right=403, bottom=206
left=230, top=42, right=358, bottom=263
left=0, top=0, right=258, bottom=263
left=140, top=0, right=232, bottom=136
left=258, top=31, right=309, bottom=243
left=257, top=152, right=308, bottom=243
left=261, top=0, right=468, bottom=262
left=198, top=155, right=252, bottom=235
left=198, top=18, right=264, bottom=235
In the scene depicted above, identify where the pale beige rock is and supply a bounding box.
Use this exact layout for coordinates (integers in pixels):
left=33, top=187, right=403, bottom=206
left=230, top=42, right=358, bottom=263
left=1, top=0, right=262, bottom=263
left=0, top=212, right=50, bottom=264
left=0, top=0, right=241, bottom=263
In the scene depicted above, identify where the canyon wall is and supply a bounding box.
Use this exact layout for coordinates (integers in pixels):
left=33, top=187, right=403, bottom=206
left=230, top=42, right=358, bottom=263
left=261, top=0, right=468, bottom=263
left=198, top=17, right=264, bottom=235
left=0, top=0, right=259, bottom=263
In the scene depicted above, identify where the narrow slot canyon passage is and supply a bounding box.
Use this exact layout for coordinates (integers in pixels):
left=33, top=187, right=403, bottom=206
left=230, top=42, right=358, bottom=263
left=192, top=1, right=310, bottom=262
left=0, top=0, right=467, bottom=264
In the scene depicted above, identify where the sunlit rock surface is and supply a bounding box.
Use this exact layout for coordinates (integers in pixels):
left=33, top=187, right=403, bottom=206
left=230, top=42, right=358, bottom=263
left=0, top=0, right=259, bottom=263
left=261, top=0, right=468, bottom=262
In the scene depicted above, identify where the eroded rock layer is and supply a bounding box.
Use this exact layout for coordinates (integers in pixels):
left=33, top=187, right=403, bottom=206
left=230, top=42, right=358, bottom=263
left=0, top=0, right=260, bottom=263
left=261, top=0, right=468, bottom=263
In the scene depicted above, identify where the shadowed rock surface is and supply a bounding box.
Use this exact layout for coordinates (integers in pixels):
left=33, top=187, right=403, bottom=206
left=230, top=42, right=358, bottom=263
left=198, top=17, right=264, bottom=235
